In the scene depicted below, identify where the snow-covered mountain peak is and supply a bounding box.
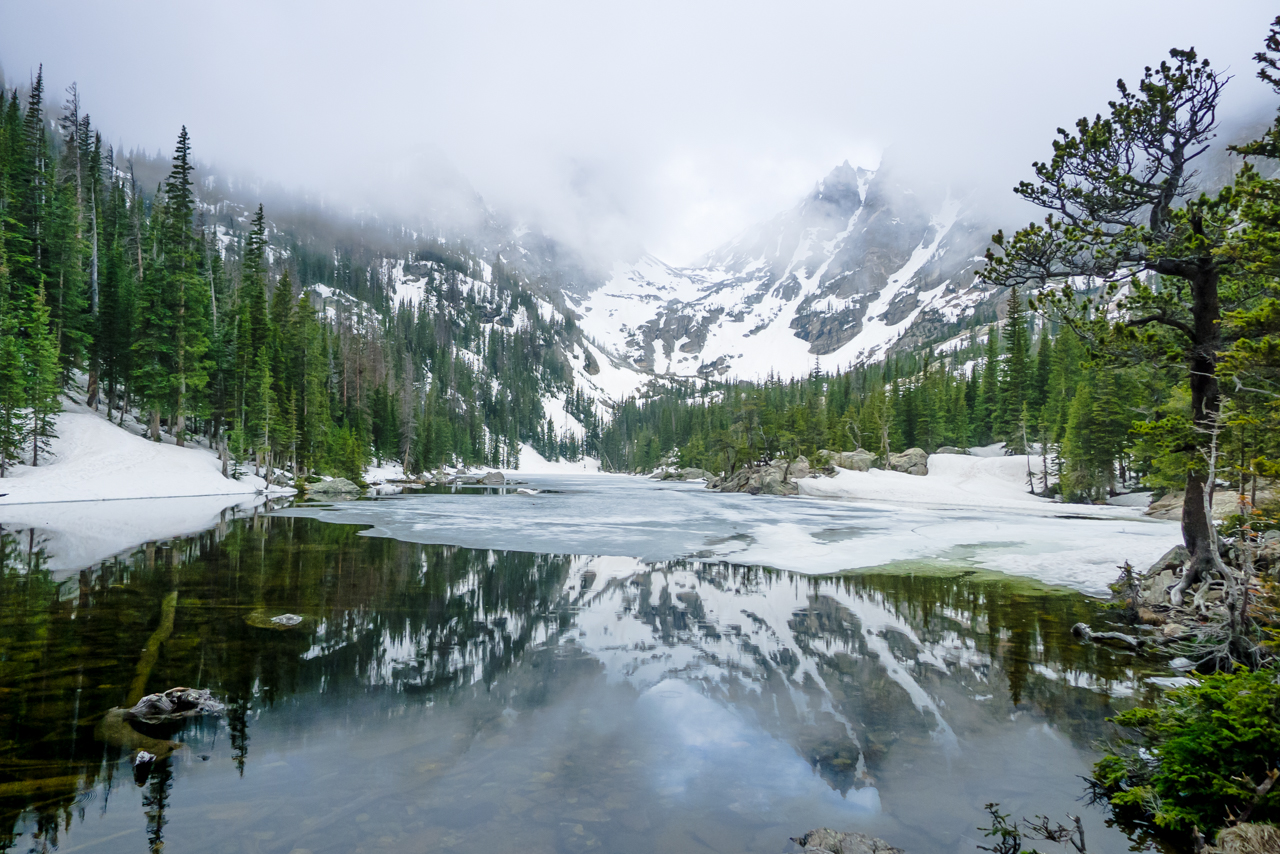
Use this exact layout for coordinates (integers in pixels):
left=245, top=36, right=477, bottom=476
left=574, top=161, right=999, bottom=381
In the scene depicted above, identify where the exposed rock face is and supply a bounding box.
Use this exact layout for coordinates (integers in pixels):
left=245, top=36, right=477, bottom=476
left=709, top=456, right=810, bottom=496
left=887, top=448, right=928, bottom=476
left=573, top=159, right=1001, bottom=381
left=933, top=446, right=968, bottom=455
left=789, top=828, right=905, bottom=854
left=306, top=477, right=363, bottom=497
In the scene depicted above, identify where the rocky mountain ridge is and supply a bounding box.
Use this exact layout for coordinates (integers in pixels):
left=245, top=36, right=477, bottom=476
left=565, top=160, right=1003, bottom=382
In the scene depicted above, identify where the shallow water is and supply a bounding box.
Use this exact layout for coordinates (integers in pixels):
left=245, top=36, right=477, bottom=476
left=0, top=481, right=1172, bottom=853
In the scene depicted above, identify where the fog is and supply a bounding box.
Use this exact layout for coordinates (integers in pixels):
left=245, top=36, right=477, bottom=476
left=1, top=1, right=1275, bottom=265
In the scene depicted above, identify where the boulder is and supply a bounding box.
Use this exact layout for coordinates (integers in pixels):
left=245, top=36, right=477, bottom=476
left=789, top=829, right=904, bottom=854
left=710, top=459, right=801, bottom=495
left=787, top=456, right=810, bottom=480
left=887, top=448, right=929, bottom=477
left=821, top=449, right=876, bottom=472
left=659, top=467, right=710, bottom=481
left=1144, top=489, right=1247, bottom=521
left=1136, top=545, right=1189, bottom=608
left=124, top=687, right=225, bottom=724
left=306, top=477, right=363, bottom=497
left=480, top=471, right=506, bottom=485
left=933, top=446, right=969, bottom=455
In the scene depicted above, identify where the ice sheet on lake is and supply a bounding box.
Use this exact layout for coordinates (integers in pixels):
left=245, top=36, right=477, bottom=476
left=278, top=474, right=1180, bottom=596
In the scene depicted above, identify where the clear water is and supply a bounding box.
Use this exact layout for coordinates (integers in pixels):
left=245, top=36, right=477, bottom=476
left=0, top=480, right=1171, bottom=853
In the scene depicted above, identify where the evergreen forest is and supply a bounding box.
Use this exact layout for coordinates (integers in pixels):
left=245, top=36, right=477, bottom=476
left=0, top=70, right=598, bottom=483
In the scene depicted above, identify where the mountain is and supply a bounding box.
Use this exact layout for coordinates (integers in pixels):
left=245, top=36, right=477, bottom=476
left=568, top=160, right=1002, bottom=381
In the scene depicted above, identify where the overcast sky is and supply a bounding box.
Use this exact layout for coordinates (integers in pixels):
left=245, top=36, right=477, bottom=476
left=1, top=1, right=1275, bottom=264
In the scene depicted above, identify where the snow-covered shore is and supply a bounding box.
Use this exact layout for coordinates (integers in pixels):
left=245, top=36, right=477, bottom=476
left=0, top=400, right=290, bottom=505
left=801, top=451, right=1058, bottom=511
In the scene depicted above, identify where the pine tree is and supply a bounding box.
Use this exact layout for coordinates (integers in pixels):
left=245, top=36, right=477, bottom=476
left=0, top=242, right=25, bottom=475
left=975, top=329, right=1000, bottom=444
left=26, top=285, right=61, bottom=466
left=996, top=283, right=1031, bottom=449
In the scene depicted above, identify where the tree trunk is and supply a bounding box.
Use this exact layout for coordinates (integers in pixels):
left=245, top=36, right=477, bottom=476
left=150, top=409, right=161, bottom=443
left=1178, top=265, right=1222, bottom=597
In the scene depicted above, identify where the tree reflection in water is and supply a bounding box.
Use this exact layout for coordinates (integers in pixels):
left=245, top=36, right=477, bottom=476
left=0, top=513, right=1166, bottom=853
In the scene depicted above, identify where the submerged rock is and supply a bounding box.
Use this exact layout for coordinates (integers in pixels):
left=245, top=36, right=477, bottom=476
left=125, top=687, right=225, bottom=724
left=789, top=828, right=904, bottom=854
left=246, top=610, right=308, bottom=630
left=887, top=448, right=928, bottom=476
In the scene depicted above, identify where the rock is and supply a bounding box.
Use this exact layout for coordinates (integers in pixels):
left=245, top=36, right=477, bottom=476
left=306, top=477, right=363, bottom=497
left=133, top=750, right=157, bottom=785
left=1144, top=490, right=1248, bottom=521
left=480, top=471, right=506, bottom=485
left=887, top=448, right=928, bottom=477
left=787, top=456, right=810, bottom=480
left=1162, top=623, right=1187, bottom=639
left=1169, top=656, right=1195, bottom=671
left=821, top=449, right=876, bottom=472
left=1147, top=545, right=1190, bottom=576
left=125, top=687, right=225, bottom=724
left=789, top=828, right=904, bottom=854
left=1136, top=606, right=1165, bottom=625
left=933, top=446, right=969, bottom=455
left=711, top=459, right=803, bottom=495
left=271, top=613, right=303, bottom=627
left=659, top=467, right=710, bottom=481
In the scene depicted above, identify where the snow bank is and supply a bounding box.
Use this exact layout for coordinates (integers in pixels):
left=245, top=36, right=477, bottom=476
left=364, top=461, right=406, bottom=485
left=510, top=443, right=603, bottom=475
left=0, top=400, right=290, bottom=506
left=799, top=452, right=1053, bottom=512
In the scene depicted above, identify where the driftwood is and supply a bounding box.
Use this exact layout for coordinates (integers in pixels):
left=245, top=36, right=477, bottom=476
left=1070, top=622, right=1152, bottom=651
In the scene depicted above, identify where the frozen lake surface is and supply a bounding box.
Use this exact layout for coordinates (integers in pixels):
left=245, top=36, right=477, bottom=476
left=281, top=473, right=1180, bottom=596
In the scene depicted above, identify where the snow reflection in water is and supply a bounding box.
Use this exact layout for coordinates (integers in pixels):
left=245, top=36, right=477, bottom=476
left=0, top=510, right=1165, bottom=854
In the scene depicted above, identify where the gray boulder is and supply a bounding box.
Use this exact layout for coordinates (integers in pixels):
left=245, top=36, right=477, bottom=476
left=306, top=477, right=363, bottom=496
left=789, top=828, right=904, bottom=854
left=934, top=446, right=969, bottom=455
left=787, top=456, right=810, bottom=480
left=710, top=459, right=800, bottom=495
left=821, top=449, right=876, bottom=472
left=887, top=448, right=928, bottom=476
left=480, top=471, right=506, bottom=485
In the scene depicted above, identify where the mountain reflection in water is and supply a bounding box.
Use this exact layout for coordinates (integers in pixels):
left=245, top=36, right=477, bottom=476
left=0, top=512, right=1166, bottom=853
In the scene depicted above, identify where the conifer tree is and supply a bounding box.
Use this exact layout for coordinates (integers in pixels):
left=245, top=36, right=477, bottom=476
left=975, top=330, right=999, bottom=444
left=997, top=284, right=1031, bottom=449
left=25, top=285, right=61, bottom=465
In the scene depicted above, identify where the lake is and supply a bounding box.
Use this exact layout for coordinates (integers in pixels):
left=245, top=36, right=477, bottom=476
left=0, top=476, right=1176, bottom=853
